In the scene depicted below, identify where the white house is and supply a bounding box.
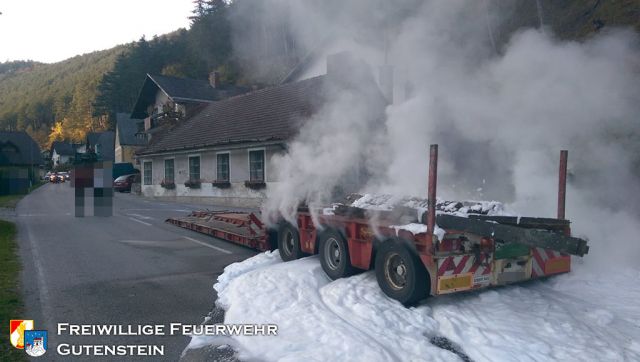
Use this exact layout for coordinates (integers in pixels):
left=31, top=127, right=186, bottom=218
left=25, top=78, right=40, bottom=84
left=135, top=53, right=388, bottom=208
left=50, top=141, right=76, bottom=166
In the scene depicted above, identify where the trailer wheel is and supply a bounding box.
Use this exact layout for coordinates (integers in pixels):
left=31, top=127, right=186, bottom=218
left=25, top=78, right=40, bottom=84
left=375, top=240, right=429, bottom=305
left=319, top=229, right=357, bottom=280
left=277, top=222, right=303, bottom=262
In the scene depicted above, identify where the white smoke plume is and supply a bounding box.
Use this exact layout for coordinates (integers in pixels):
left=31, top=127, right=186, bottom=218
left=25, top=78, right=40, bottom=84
left=232, top=0, right=640, bottom=268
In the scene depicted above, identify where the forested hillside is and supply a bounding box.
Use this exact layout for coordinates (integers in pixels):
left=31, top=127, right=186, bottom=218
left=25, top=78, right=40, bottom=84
left=0, top=0, right=638, bottom=149
left=0, top=60, right=41, bottom=76
left=0, top=0, right=237, bottom=148
left=0, top=47, right=123, bottom=146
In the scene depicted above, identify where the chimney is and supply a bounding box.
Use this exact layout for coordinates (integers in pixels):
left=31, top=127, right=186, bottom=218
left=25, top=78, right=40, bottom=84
left=326, top=51, right=373, bottom=89
left=378, top=64, right=394, bottom=104
left=209, top=71, right=220, bottom=88
left=327, top=51, right=357, bottom=81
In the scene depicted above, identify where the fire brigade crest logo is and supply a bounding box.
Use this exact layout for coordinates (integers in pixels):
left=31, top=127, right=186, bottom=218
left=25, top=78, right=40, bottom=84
left=24, top=330, right=48, bottom=357
left=9, top=320, right=34, bottom=349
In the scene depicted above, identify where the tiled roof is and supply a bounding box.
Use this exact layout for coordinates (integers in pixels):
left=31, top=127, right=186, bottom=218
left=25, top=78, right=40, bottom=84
left=97, top=131, right=115, bottom=161
left=86, top=131, right=115, bottom=161
left=150, top=74, right=221, bottom=102
left=116, top=113, right=146, bottom=146
left=87, top=131, right=116, bottom=161
left=86, top=132, right=102, bottom=147
left=130, top=74, right=249, bottom=119
left=138, top=75, right=327, bottom=155
left=0, top=131, right=41, bottom=165
left=50, top=141, right=75, bottom=156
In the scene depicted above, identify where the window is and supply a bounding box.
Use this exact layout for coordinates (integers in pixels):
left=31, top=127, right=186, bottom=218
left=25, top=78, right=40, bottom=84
left=189, top=156, right=200, bottom=181
left=164, top=159, right=174, bottom=182
left=249, top=150, right=265, bottom=182
left=143, top=161, right=152, bottom=185
left=217, top=153, right=229, bottom=182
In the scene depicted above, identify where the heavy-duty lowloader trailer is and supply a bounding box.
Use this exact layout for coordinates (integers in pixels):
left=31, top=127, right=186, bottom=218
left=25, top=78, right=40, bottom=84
left=167, top=145, right=589, bottom=305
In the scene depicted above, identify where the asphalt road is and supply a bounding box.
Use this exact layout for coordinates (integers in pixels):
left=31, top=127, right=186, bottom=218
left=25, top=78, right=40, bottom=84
left=14, top=182, right=258, bottom=361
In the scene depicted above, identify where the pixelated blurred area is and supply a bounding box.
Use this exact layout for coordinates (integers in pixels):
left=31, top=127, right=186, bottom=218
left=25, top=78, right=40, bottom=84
left=74, top=159, right=113, bottom=217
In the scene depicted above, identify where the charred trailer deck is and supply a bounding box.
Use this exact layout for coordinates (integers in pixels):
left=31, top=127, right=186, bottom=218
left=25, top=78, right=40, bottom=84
left=165, top=145, right=589, bottom=306
left=166, top=211, right=274, bottom=252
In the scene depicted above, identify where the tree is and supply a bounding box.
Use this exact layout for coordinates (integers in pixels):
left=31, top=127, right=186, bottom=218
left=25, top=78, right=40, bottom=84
left=190, top=0, right=208, bottom=22
left=48, top=121, right=65, bottom=146
left=187, top=0, right=232, bottom=73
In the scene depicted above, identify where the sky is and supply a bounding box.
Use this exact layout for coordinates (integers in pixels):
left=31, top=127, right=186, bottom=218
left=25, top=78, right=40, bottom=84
left=0, top=0, right=193, bottom=63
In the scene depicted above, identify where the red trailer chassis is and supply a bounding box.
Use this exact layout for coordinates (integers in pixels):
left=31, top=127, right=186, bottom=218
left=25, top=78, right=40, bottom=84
left=166, top=145, right=588, bottom=305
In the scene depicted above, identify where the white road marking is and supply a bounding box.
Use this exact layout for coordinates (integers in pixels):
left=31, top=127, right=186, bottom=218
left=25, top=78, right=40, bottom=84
left=128, top=217, right=152, bottom=226
left=120, top=208, right=195, bottom=212
left=126, top=213, right=154, bottom=220
left=183, top=236, right=232, bottom=254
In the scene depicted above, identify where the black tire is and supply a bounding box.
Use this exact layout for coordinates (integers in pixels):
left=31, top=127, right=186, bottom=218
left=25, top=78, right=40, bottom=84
left=277, top=222, right=304, bottom=262
left=375, top=240, right=430, bottom=305
left=319, top=229, right=358, bottom=280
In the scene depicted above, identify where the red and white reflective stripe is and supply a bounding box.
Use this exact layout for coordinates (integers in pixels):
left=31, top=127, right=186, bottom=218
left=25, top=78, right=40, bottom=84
left=437, top=254, right=491, bottom=277
left=249, top=222, right=262, bottom=236
left=531, top=247, right=562, bottom=277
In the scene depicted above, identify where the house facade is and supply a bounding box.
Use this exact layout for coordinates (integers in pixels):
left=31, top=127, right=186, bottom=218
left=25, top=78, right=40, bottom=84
left=138, top=144, right=284, bottom=207
left=136, top=53, right=388, bottom=208
left=135, top=74, right=326, bottom=208
left=50, top=141, right=76, bottom=166
left=115, top=113, right=146, bottom=163
left=0, top=131, right=41, bottom=195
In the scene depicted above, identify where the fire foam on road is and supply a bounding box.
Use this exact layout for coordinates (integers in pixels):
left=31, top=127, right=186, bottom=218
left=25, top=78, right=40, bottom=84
left=186, top=251, right=640, bottom=361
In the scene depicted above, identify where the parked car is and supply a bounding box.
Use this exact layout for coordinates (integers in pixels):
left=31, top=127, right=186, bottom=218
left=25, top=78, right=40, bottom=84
left=113, top=163, right=140, bottom=181
left=43, top=171, right=52, bottom=180
left=49, top=172, right=64, bottom=183
left=113, top=174, right=140, bottom=192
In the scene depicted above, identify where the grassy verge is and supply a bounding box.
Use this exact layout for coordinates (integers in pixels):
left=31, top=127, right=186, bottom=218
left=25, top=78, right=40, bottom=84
left=0, top=181, right=46, bottom=209
left=0, top=194, right=23, bottom=209
left=0, top=220, right=26, bottom=361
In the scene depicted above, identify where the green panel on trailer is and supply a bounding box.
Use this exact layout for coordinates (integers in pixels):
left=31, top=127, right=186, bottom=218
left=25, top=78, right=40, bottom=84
left=495, top=242, right=530, bottom=259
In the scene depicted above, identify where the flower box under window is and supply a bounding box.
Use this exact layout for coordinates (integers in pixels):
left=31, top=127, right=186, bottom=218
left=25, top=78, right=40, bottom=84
left=212, top=180, right=231, bottom=189
left=160, top=180, right=176, bottom=189
left=185, top=179, right=201, bottom=189
left=244, top=180, right=266, bottom=190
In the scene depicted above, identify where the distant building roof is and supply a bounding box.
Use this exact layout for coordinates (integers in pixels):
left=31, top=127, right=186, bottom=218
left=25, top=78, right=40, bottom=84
left=97, top=131, right=115, bottom=161
left=116, top=113, right=146, bottom=146
left=86, top=131, right=115, bottom=161
left=130, top=74, right=249, bottom=119
left=86, top=132, right=102, bottom=147
left=0, top=131, right=41, bottom=166
left=50, top=141, right=76, bottom=156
